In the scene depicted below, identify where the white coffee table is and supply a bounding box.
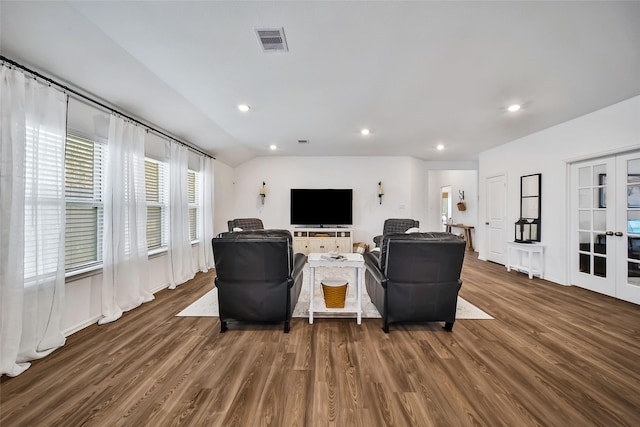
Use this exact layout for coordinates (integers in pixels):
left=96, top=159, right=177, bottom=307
left=307, top=252, right=364, bottom=324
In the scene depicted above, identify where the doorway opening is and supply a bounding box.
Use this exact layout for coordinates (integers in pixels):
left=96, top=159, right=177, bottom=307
left=441, top=186, right=452, bottom=231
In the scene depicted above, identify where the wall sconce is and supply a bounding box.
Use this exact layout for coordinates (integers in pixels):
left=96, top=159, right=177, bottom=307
left=378, top=181, right=384, bottom=205
left=457, top=190, right=466, bottom=211
left=259, top=181, right=266, bottom=205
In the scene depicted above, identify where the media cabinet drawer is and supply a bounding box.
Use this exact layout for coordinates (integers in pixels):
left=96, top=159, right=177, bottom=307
left=292, top=228, right=353, bottom=255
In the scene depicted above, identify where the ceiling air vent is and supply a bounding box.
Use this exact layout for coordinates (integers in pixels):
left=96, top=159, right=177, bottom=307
left=255, top=27, right=288, bottom=52
left=298, top=139, right=309, bottom=144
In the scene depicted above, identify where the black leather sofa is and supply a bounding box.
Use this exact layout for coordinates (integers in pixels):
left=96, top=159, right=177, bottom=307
left=212, top=229, right=307, bottom=333
left=364, top=232, right=466, bottom=333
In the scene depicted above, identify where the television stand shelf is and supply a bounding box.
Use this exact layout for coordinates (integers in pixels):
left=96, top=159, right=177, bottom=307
left=292, top=228, right=353, bottom=255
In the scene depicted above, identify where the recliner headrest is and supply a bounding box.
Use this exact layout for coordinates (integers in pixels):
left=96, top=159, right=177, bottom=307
left=215, top=229, right=292, bottom=240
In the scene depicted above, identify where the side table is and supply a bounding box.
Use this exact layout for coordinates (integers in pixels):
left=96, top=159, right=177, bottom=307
left=307, top=252, right=364, bottom=324
left=445, top=224, right=475, bottom=251
left=506, top=242, right=545, bottom=279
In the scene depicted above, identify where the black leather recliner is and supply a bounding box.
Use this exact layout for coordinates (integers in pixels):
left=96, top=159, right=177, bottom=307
left=212, top=229, right=307, bottom=333
left=364, top=232, right=466, bottom=333
left=373, top=218, right=420, bottom=247
left=227, top=218, right=264, bottom=232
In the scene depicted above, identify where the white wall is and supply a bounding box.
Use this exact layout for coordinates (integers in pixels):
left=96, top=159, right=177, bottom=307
left=231, top=156, right=429, bottom=246
left=228, top=156, right=480, bottom=246
left=63, top=246, right=193, bottom=335
left=478, top=95, right=640, bottom=285
left=426, top=170, right=479, bottom=243
left=213, top=159, right=235, bottom=235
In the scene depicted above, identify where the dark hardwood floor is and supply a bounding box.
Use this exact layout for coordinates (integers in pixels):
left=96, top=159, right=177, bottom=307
left=2, top=253, right=640, bottom=426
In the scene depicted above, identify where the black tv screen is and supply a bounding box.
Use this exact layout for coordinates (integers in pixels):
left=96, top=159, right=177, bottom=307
left=290, top=189, right=353, bottom=226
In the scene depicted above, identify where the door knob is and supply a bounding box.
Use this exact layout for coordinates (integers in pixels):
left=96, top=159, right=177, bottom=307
left=615, top=232, right=623, bottom=237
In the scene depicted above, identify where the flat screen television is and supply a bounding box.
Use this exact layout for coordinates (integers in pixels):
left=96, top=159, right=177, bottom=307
left=290, top=189, right=353, bottom=226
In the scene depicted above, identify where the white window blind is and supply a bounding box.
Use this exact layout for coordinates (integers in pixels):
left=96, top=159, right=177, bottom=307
left=24, top=125, right=66, bottom=280
left=188, top=169, right=200, bottom=242
left=145, top=158, right=169, bottom=250
left=64, top=135, right=104, bottom=271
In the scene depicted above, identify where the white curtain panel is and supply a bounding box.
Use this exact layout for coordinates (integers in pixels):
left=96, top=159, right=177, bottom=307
left=198, top=155, right=215, bottom=272
left=100, top=116, right=153, bottom=325
left=168, top=142, right=195, bottom=288
left=0, top=66, right=67, bottom=376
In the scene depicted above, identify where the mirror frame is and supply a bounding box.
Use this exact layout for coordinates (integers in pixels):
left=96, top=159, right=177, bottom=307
left=520, top=173, right=541, bottom=242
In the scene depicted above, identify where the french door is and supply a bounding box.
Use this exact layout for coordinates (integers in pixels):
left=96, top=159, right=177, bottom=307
left=571, top=151, right=640, bottom=305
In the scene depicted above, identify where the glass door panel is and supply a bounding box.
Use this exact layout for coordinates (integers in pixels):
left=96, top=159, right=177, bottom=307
left=622, top=156, right=640, bottom=293
left=576, top=164, right=608, bottom=278
left=573, top=151, right=640, bottom=304
left=571, top=158, right=615, bottom=296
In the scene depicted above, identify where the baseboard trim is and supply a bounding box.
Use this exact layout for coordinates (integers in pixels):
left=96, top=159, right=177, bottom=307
left=63, top=316, right=101, bottom=337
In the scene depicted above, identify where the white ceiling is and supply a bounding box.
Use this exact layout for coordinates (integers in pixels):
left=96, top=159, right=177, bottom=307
left=2, top=1, right=639, bottom=167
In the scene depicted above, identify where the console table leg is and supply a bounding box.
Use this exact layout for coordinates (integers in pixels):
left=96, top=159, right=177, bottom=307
left=356, top=267, right=362, bottom=325
left=309, top=267, right=315, bottom=324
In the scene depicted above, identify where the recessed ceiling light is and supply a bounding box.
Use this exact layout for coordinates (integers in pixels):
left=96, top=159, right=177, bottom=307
left=269, top=144, right=277, bottom=150
left=238, top=104, right=250, bottom=112
left=436, top=144, right=445, bottom=151
left=360, top=128, right=370, bottom=136
left=507, top=104, right=521, bottom=112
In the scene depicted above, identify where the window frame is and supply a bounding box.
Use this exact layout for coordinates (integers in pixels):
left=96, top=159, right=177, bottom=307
left=145, top=156, right=169, bottom=254
left=188, top=168, right=201, bottom=244
left=63, top=133, right=105, bottom=277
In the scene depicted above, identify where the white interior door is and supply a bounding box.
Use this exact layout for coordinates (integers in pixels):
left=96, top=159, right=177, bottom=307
left=571, top=152, right=640, bottom=305
left=485, top=174, right=506, bottom=264
left=571, top=158, right=615, bottom=296
left=614, top=152, right=640, bottom=305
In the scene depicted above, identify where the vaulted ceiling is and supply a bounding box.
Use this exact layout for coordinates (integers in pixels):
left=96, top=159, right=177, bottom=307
left=2, top=1, right=639, bottom=166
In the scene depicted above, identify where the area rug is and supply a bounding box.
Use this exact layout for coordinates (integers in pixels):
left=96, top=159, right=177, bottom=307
left=177, top=267, right=493, bottom=320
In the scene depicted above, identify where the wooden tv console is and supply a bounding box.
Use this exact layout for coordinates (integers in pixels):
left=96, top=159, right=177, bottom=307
left=292, top=228, right=353, bottom=255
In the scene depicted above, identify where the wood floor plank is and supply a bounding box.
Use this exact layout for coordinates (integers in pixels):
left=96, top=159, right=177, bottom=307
left=2, top=253, right=640, bottom=426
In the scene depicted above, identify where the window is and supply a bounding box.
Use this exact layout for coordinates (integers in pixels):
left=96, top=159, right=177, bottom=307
left=64, top=135, right=104, bottom=272
left=145, top=158, right=169, bottom=250
left=24, top=125, right=67, bottom=280
left=188, top=169, right=200, bottom=242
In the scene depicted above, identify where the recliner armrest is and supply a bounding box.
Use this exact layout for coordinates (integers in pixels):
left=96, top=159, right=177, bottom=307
left=373, top=235, right=383, bottom=247
left=291, top=253, right=307, bottom=286
left=364, top=252, right=387, bottom=288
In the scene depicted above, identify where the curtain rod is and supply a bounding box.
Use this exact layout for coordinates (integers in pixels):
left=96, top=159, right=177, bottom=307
left=1, top=55, right=215, bottom=159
